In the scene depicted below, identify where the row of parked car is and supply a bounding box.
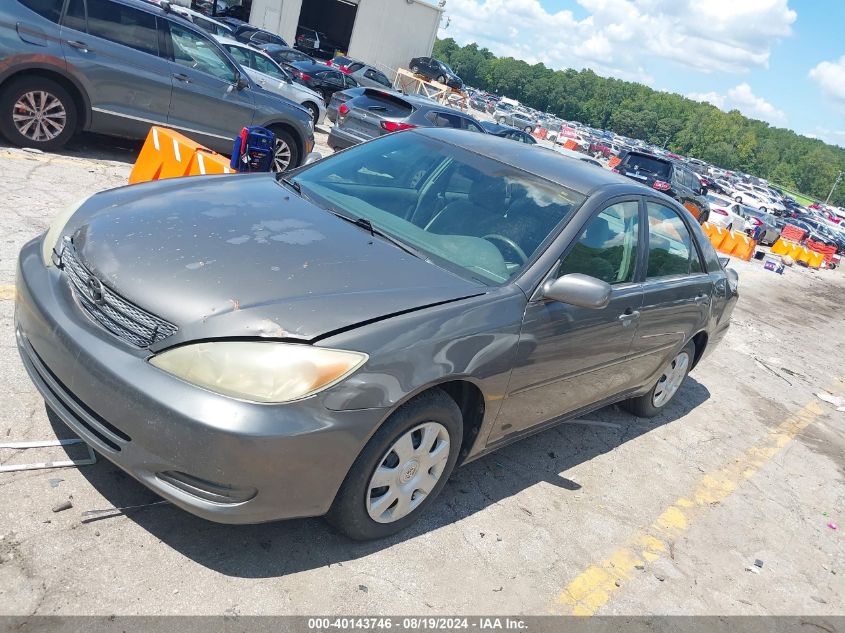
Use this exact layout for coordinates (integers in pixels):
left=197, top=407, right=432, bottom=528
left=0, top=0, right=324, bottom=171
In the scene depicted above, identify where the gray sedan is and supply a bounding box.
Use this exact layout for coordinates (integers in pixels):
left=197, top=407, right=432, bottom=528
left=16, top=129, right=737, bottom=540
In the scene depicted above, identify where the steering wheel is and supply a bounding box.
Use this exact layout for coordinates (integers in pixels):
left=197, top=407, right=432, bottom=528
left=483, top=234, right=528, bottom=265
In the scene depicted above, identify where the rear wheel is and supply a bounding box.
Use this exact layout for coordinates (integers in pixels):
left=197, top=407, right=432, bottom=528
left=622, top=341, right=695, bottom=418
left=0, top=77, right=78, bottom=150
left=496, top=117, right=505, bottom=124
left=303, top=101, right=320, bottom=126
left=411, top=65, right=420, bottom=74
left=735, top=195, right=743, bottom=203
left=436, top=75, right=446, bottom=84
left=268, top=127, right=299, bottom=173
left=326, top=388, right=462, bottom=540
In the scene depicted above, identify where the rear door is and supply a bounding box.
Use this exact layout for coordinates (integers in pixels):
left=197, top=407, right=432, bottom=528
left=629, top=199, right=712, bottom=385
left=60, top=0, right=173, bottom=137
left=163, top=19, right=255, bottom=148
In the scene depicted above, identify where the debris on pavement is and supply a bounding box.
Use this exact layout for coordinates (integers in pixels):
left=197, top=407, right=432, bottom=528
left=754, top=559, right=764, bottom=569
left=0, top=438, right=96, bottom=472
left=52, top=500, right=73, bottom=513
left=81, top=500, right=169, bottom=519
left=828, top=522, right=838, bottom=530
left=816, top=391, right=845, bottom=412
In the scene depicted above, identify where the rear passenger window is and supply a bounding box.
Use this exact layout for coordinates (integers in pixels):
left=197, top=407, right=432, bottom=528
left=646, top=202, right=704, bottom=278
left=17, top=0, right=62, bottom=23
left=558, top=201, right=640, bottom=284
left=426, top=111, right=484, bottom=133
left=86, top=0, right=158, bottom=56
left=63, top=0, right=86, bottom=31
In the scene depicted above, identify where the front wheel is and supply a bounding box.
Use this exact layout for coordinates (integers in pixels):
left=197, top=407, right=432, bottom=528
left=268, top=127, right=299, bottom=172
left=0, top=77, right=78, bottom=150
left=436, top=75, right=446, bottom=84
left=326, top=388, right=462, bottom=540
left=622, top=341, right=695, bottom=417
left=303, top=101, right=320, bottom=126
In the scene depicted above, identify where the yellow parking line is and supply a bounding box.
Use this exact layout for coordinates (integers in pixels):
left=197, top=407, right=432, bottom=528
left=0, top=285, right=15, bottom=300
left=552, top=388, right=840, bottom=616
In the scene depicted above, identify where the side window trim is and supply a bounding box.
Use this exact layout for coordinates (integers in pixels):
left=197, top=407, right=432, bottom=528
left=642, top=198, right=708, bottom=282
left=530, top=195, right=644, bottom=301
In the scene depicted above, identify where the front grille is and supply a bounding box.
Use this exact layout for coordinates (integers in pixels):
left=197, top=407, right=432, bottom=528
left=60, top=241, right=178, bottom=348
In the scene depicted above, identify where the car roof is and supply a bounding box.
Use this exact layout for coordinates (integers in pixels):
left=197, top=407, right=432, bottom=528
left=479, top=122, right=520, bottom=135
left=290, top=61, right=336, bottom=71
left=413, top=128, right=645, bottom=195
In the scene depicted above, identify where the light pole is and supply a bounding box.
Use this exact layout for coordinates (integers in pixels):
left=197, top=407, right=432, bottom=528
left=826, top=170, right=843, bottom=204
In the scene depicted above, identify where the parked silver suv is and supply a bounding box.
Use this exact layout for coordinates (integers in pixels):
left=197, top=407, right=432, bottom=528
left=0, top=0, right=314, bottom=170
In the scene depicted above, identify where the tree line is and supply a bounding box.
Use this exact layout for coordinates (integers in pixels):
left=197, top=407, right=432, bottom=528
left=433, top=38, right=845, bottom=206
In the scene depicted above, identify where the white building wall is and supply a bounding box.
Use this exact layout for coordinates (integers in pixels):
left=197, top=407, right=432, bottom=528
left=246, top=0, right=442, bottom=77
left=248, top=0, right=302, bottom=45
left=347, top=0, right=443, bottom=79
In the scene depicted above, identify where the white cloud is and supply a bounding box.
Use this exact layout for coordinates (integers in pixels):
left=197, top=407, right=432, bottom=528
left=439, top=0, right=796, bottom=81
left=809, top=56, right=845, bottom=105
left=686, top=83, right=787, bottom=126
left=727, top=83, right=787, bottom=126
left=807, top=128, right=845, bottom=148
left=686, top=91, right=726, bottom=109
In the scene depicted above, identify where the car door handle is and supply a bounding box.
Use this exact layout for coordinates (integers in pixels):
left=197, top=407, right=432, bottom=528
left=694, top=292, right=709, bottom=303
left=618, top=309, right=640, bottom=322
left=173, top=73, right=191, bottom=83
left=67, top=40, right=90, bottom=52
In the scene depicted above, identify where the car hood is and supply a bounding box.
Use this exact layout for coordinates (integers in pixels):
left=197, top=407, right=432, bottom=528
left=65, top=175, right=483, bottom=348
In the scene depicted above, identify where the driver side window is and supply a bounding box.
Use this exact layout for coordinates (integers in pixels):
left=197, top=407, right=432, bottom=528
left=169, top=22, right=236, bottom=83
left=557, top=201, right=640, bottom=284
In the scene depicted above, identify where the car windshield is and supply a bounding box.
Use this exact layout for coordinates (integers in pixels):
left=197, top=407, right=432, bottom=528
left=623, top=154, right=671, bottom=179
left=289, top=133, right=584, bottom=284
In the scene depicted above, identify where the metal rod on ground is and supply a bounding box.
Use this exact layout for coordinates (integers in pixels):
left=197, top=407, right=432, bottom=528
left=0, top=438, right=96, bottom=473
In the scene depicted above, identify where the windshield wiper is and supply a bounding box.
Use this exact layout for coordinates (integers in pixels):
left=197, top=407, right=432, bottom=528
left=280, top=176, right=302, bottom=195
left=330, top=212, right=424, bottom=260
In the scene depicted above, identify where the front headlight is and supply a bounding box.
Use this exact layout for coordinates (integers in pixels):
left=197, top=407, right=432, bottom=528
left=41, top=197, right=89, bottom=266
left=149, top=342, right=368, bottom=403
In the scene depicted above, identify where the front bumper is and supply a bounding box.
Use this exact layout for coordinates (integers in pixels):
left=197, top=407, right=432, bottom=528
left=15, top=238, right=385, bottom=524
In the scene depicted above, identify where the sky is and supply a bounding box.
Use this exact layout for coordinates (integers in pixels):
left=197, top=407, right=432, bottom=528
left=437, top=0, right=845, bottom=146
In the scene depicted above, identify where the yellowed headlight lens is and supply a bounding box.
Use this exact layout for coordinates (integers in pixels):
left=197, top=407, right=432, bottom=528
left=41, top=197, right=88, bottom=266
left=149, top=342, right=367, bottom=403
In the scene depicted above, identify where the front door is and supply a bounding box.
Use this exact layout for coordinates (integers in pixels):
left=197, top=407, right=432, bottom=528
left=163, top=20, right=255, bottom=150
left=60, top=0, right=173, bottom=137
left=490, top=199, right=645, bottom=444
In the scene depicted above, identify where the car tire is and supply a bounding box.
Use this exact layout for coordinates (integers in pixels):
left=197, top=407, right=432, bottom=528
left=524, top=126, right=532, bottom=133
left=303, top=101, right=320, bottom=126
left=735, top=196, right=743, bottom=203
left=411, top=65, right=420, bottom=74
left=326, top=388, right=462, bottom=540
left=622, top=341, right=695, bottom=418
left=268, top=127, right=299, bottom=172
left=760, top=207, right=767, bottom=213
left=436, top=75, right=446, bottom=84
left=0, top=77, right=78, bottom=151
left=496, top=117, right=504, bottom=124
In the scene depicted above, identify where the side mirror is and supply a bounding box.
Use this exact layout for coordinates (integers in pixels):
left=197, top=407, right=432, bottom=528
left=235, top=73, right=249, bottom=91
left=303, top=151, right=323, bottom=165
left=542, top=273, right=612, bottom=309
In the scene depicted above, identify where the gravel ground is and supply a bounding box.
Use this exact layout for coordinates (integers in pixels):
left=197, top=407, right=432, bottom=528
left=0, top=131, right=843, bottom=617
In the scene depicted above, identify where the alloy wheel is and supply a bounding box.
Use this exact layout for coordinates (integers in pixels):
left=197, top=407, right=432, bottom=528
left=272, top=138, right=292, bottom=172
left=366, top=422, right=450, bottom=524
left=652, top=350, right=690, bottom=408
left=12, top=91, right=66, bottom=142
